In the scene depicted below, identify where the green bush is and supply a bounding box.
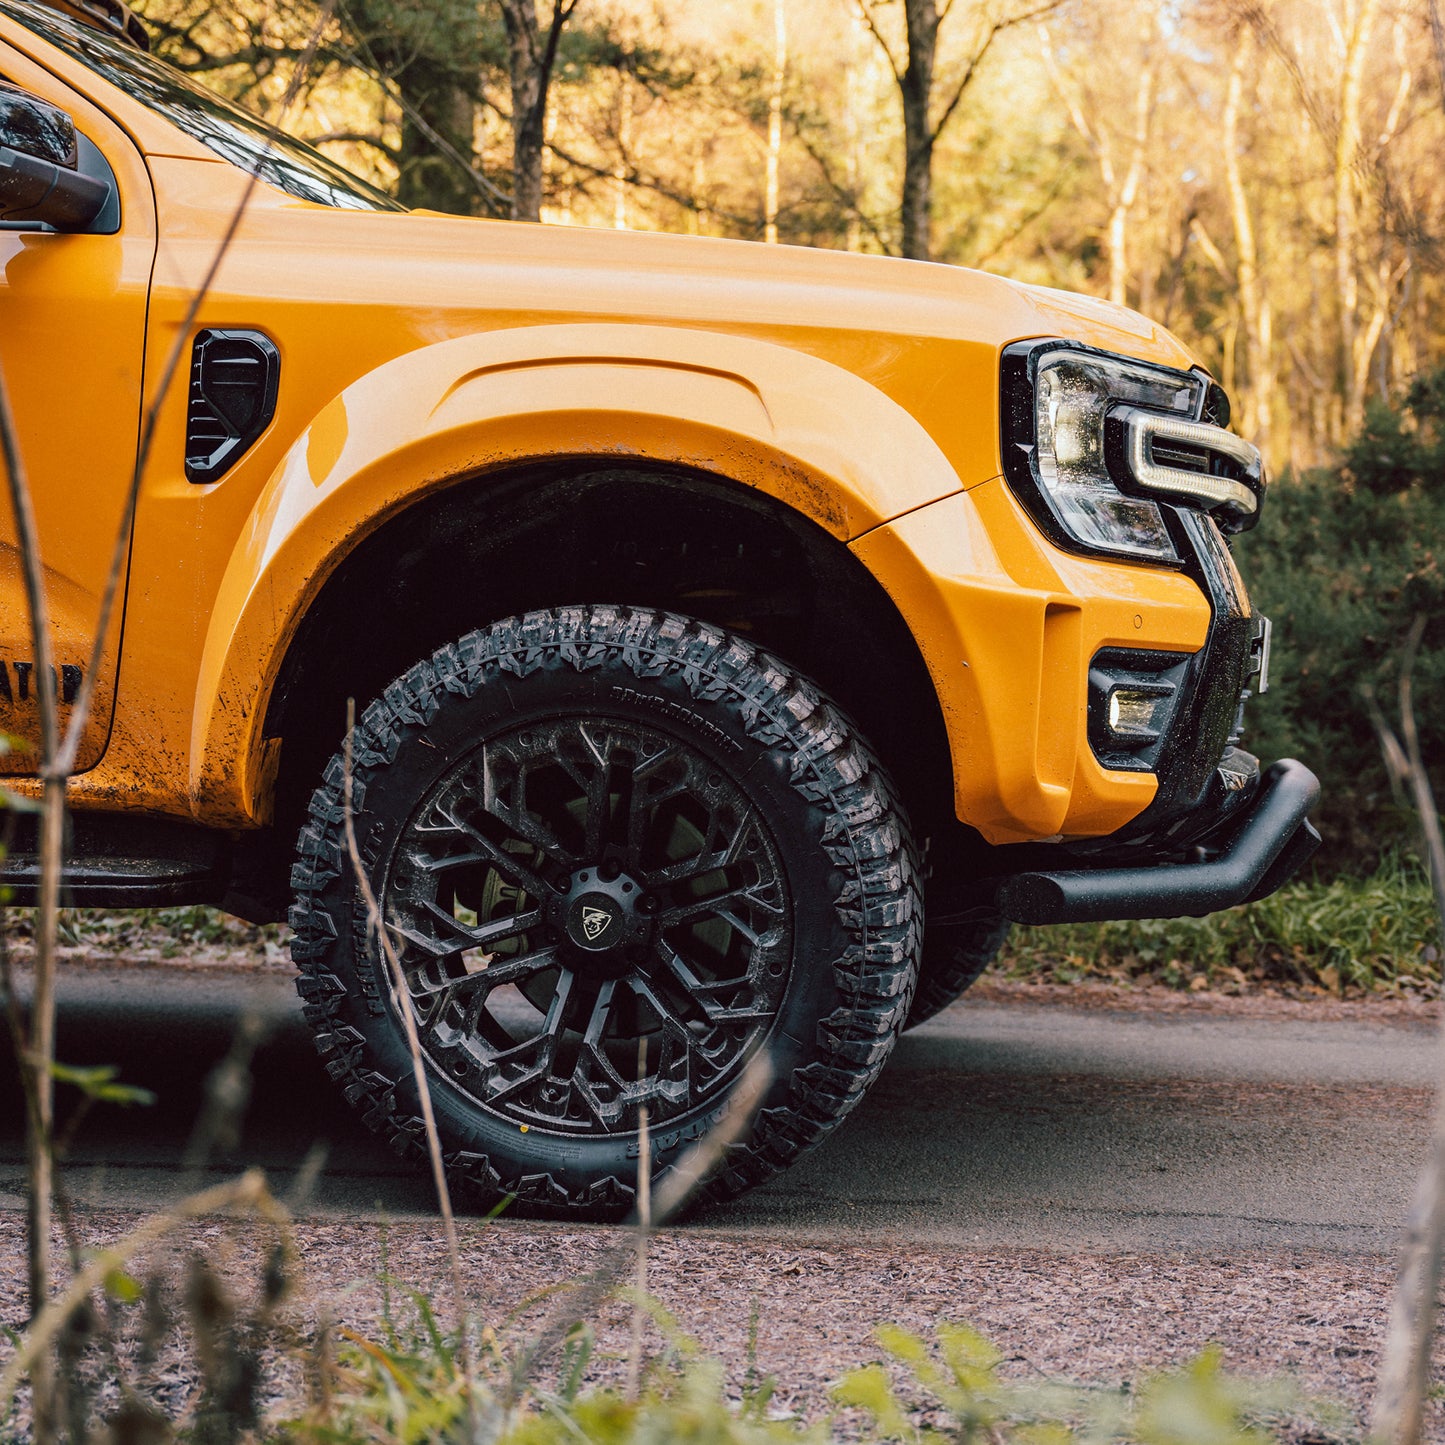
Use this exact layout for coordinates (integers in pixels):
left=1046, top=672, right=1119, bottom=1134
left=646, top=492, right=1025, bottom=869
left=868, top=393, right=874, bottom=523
left=1233, top=370, right=1445, bottom=872
left=1002, top=852, right=1439, bottom=994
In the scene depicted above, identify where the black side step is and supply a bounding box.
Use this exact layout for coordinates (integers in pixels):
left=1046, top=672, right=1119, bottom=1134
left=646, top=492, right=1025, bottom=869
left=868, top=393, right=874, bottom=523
left=3, top=855, right=225, bottom=908
left=993, top=758, right=1321, bottom=925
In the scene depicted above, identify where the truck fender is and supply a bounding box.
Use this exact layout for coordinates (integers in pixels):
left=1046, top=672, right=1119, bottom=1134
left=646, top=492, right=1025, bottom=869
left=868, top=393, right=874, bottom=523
left=189, top=323, right=971, bottom=823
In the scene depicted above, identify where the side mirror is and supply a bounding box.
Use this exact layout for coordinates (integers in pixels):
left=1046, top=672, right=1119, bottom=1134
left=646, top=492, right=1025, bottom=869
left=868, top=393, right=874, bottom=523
left=0, top=83, right=114, bottom=232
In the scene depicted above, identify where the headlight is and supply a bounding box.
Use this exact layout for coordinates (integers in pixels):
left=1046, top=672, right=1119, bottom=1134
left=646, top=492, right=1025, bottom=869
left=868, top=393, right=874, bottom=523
left=1001, top=341, right=1265, bottom=565
left=1034, top=348, right=1197, bottom=561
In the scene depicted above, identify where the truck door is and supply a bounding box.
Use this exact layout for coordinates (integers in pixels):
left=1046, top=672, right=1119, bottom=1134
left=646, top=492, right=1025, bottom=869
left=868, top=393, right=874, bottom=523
left=0, top=36, right=154, bottom=776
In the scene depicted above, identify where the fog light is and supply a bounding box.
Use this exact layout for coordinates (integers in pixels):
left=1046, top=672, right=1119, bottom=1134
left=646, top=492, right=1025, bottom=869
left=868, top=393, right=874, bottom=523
left=1088, top=650, right=1188, bottom=773
left=1105, top=685, right=1174, bottom=742
left=1103, top=684, right=1173, bottom=739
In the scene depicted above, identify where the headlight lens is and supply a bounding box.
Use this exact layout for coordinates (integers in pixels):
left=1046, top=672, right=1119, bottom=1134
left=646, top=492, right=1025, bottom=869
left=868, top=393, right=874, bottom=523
left=1032, top=349, right=1203, bottom=562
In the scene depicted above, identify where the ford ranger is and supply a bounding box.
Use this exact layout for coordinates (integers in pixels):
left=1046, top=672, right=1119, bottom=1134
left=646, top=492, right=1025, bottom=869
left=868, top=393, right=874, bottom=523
left=0, top=0, right=1319, bottom=1215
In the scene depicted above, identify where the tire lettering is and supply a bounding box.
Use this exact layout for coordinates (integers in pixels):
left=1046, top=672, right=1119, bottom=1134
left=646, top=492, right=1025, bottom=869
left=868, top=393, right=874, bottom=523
left=627, top=1107, right=727, bottom=1159
left=608, top=686, right=742, bottom=754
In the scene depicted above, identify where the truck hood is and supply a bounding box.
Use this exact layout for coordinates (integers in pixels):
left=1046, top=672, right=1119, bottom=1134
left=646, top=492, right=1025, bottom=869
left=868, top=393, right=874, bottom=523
left=398, top=206, right=1201, bottom=372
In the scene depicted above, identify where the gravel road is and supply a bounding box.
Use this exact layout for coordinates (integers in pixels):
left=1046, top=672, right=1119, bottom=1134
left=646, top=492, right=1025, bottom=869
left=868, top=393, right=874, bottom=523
left=1, top=958, right=1439, bottom=1435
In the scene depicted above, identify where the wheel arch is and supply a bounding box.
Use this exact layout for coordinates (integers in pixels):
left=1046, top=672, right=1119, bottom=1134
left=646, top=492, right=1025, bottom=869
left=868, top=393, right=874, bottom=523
left=220, top=460, right=958, bottom=921
left=190, top=323, right=966, bottom=833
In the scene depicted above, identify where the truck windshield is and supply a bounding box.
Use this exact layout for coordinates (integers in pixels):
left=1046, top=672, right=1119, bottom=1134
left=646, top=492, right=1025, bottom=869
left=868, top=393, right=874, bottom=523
left=1, top=0, right=403, bottom=212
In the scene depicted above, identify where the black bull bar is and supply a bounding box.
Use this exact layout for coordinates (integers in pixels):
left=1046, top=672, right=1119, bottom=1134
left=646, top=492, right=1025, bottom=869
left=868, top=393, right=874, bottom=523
left=993, top=759, right=1321, bottom=925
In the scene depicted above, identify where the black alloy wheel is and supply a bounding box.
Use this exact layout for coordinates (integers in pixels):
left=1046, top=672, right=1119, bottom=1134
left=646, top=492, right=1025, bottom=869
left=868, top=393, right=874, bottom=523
left=290, top=605, right=922, bottom=1218
left=388, top=713, right=790, bottom=1136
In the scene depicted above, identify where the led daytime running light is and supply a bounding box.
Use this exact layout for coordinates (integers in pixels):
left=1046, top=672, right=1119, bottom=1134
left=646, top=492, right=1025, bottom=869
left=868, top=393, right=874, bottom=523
left=1123, top=412, right=1260, bottom=516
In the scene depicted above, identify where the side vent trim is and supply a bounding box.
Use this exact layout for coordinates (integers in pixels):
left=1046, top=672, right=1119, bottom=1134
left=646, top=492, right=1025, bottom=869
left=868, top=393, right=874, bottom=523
left=185, top=328, right=280, bottom=483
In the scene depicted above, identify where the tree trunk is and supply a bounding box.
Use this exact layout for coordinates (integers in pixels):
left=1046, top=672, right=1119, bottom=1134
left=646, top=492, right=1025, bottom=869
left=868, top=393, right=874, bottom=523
left=765, top=0, right=788, bottom=243
left=503, top=0, right=547, bottom=222
left=355, top=0, right=484, bottom=216
left=843, top=25, right=864, bottom=252
left=396, top=60, right=479, bottom=215
left=1336, top=0, right=1379, bottom=438
left=899, top=0, right=938, bottom=261
left=613, top=70, right=631, bottom=230
left=1106, top=59, right=1153, bottom=307
left=1223, top=31, right=1272, bottom=451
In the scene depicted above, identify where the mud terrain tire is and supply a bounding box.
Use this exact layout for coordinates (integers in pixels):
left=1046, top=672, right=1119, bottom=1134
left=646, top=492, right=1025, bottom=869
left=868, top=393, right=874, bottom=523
left=290, top=605, right=922, bottom=1219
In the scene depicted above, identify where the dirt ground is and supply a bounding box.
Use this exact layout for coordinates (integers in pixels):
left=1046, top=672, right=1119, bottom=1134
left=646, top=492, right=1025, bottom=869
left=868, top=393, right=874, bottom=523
left=0, top=1208, right=1430, bottom=1440
left=3, top=948, right=1442, bottom=1438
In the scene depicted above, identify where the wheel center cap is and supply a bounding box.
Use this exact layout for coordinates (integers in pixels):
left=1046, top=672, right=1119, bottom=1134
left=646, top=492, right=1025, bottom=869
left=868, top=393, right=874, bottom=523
left=566, top=892, right=625, bottom=952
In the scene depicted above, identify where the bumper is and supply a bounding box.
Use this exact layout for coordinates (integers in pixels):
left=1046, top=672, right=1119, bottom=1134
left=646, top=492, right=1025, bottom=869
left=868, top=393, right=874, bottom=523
left=993, top=758, right=1321, bottom=924
left=850, top=480, right=1212, bottom=844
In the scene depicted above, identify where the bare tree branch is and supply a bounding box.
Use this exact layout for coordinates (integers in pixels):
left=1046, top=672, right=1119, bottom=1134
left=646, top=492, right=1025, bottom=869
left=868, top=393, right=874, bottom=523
left=1368, top=617, right=1445, bottom=1445
left=545, top=133, right=759, bottom=230
left=930, top=1, right=1064, bottom=146
left=788, top=120, right=899, bottom=255
left=331, top=0, right=511, bottom=215
left=1430, top=0, right=1445, bottom=118
left=851, top=0, right=901, bottom=82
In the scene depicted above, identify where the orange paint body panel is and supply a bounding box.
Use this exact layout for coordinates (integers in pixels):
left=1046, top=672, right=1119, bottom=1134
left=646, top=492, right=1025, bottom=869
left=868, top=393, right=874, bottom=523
left=0, top=5, right=1214, bottom=844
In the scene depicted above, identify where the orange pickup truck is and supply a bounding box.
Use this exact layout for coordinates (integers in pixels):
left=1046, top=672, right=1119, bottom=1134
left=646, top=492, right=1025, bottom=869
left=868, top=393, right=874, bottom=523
left=0, top=0, right=1318, bottom=1214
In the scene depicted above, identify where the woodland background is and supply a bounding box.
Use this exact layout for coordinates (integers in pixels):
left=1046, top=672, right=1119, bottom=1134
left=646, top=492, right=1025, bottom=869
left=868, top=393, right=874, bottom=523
left=131, top=0, right=1445, bottom=873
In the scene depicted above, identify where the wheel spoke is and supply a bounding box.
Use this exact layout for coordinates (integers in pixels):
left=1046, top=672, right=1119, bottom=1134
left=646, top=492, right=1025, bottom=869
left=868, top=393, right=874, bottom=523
left=501, top=753, right=585, bottom=867
left=569, top=978, right=635, bottom=1128
left=641, top=809, right=765, bottom=889
left=657, top=940, right=774, bottom=1024
left=482, top=968, right=576, bottom=1105
left=407, top=943, right=562, bottom=1007
left=624, top=743, right=688, bottom=860
left=414, top=800, right=552, bottom=898
left=396, top=899, right=543, bottom=960
left=656, top=882, right=782, bottom=936
left=644, top=842, right=739, bottom=889
left=580, top=729, right=617, bottom=859
left=581, top=978, right=619, bottom=1056
left=625, top=975, right=694, bottom=1104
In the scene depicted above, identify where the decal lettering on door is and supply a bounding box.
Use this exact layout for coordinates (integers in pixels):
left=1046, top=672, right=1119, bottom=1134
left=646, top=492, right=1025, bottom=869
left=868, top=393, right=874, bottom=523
left=0, top=661, right=83, bottom=704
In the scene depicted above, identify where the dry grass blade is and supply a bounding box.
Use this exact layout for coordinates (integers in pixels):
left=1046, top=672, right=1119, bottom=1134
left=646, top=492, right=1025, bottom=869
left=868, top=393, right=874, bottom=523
left=505, top=1050, right=772, bottom=1402
left=340, top=700, right=477, bottom=1437
left=0, top=361, right=57, bottom=763
left=0, top=1169, right=282, bottom=1414
left=0, top=8, right=340, bottom=1436
left=0, top=338, right=67, bottom=1445
left=1368, top=617, right=1445, bottom=1445
left=626, top=1040, right=651, bottom=1401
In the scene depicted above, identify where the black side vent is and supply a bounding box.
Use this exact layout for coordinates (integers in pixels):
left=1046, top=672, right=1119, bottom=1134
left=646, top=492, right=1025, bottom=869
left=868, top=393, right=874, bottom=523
left=185, top=328, right=280, bottom=483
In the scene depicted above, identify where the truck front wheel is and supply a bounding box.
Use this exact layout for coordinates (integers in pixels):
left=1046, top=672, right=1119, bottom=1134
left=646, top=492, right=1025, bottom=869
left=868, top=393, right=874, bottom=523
left=289, top=605, right=922, bottom=1218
